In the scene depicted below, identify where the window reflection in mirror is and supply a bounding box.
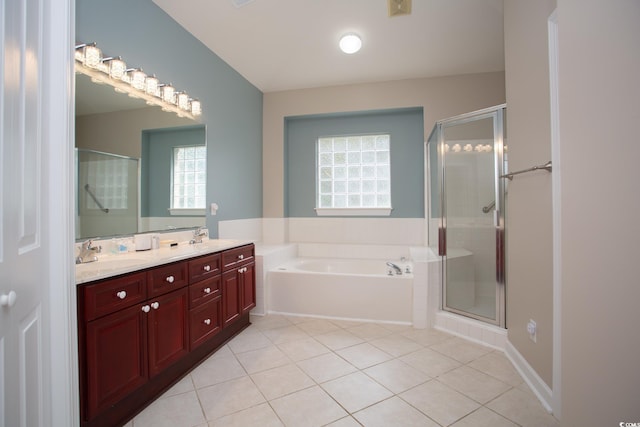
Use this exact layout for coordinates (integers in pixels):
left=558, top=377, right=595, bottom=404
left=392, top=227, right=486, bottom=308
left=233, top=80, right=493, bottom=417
left=75, top=73, right=206, bottom=240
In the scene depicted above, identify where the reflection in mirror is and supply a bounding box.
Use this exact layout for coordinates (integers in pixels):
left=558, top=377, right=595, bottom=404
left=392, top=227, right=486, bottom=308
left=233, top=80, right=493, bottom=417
left=75, top=72, right=206, bottom=240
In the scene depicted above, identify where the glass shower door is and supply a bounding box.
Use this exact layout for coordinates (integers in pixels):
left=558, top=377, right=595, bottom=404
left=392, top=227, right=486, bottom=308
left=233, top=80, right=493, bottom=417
left=439, top=106, right=506, bottom=326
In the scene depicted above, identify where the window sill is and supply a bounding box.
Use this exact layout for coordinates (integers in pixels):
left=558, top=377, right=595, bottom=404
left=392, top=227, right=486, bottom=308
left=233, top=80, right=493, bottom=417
left=315, top=208, right=392, bottom=217
left=168, top=208, right=206, bottom=216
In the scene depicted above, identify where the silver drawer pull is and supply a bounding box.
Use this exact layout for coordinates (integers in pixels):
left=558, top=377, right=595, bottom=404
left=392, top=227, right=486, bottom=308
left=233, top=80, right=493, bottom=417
left=237, top=254, right=244, bottom=260
left=141, top=305, right=150, bottom=313
left=116, top=290, right=127, bottom=299
left=203, top=319, right=211, bottom=326
left=203, top=265, right=211, bottom=272
left=203, top=287, right=211, bottom=294
left=165, top=275, right=175, bottom=283
left=151, top=302, right=160, bottom=310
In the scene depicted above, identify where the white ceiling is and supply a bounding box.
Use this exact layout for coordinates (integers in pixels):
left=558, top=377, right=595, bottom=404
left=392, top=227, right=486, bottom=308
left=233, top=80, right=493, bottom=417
left=152, top=0, right=505, bottom=93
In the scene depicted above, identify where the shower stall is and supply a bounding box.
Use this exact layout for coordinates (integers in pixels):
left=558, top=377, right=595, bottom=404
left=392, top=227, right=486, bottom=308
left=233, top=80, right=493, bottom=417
left=427, top=104, right=507, bottom=327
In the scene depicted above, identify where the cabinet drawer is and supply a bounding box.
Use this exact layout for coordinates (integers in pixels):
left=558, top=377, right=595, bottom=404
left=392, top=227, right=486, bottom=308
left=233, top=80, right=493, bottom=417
left=189, top=253, right=221, bottom=283
left=189, top=275, right=221, bottom=309
left=189, top=296, right=222, bottom=350
left=82, top=272, right=147, bottom=321
left=222, top=245, right=255, bottom=271
left=147, top=262, right=188, bottom=298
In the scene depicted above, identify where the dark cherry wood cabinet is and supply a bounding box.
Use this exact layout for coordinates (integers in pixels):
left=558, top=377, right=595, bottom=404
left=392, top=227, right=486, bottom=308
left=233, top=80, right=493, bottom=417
left=84, top=302, right=147, bottom=420
left=221, top=244, right=255, bottom=327
left=77, top=243, right=255, bottom=427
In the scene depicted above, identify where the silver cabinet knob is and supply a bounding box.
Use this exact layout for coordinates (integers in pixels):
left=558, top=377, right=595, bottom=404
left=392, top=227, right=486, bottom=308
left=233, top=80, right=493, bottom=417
left=116, top=291, right=127, bottom=300
left=203, top=287, right=211, bottom=294
left=141, top=305, right=150, bottom=313
left=151, top=302, right=160, bottom=310
left=165, top=275, right=175, bottom=283
left=203, top=265, right=211, bottom=272
left=238, top=254, right=244, bottom=260
left=203, top=319, right=211, bottom=325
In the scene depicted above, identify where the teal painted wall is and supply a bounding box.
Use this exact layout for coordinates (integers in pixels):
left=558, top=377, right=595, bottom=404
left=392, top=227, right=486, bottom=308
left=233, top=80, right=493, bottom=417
left=76, top=0, right=263, bottom=237
left=285, top=108, right=424, bottom=218
left=141, top=126, right=205, bottom=218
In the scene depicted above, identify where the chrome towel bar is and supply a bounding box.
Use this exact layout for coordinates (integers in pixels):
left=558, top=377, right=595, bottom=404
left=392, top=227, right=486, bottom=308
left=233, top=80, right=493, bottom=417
left=501, top=161, right=552, bottom=180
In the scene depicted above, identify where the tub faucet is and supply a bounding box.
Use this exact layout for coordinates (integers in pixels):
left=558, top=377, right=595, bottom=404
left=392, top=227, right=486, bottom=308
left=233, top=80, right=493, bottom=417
left=386, top=262, right=403, bottom=275
left=76, top=239, right=100, bottom=264
left=190, top=226, right=207, bottom=244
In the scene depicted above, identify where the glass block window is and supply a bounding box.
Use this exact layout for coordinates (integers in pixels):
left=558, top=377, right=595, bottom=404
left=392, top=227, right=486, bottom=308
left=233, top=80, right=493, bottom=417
left=317, top=134, right=391, bottom=209
left=84, top=154, right=131, bottom=210
left=172, top=145, right=206, bottom=209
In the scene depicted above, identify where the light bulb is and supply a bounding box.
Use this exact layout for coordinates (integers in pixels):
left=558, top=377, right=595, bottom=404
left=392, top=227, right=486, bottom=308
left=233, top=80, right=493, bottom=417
left=339, top=33, right=362, bottom=54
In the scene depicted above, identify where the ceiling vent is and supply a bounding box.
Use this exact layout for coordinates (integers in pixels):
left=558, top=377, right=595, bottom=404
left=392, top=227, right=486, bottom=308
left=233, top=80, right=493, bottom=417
left=388, top=0, right=412, bottom=17
left=231, top=0, right=255, bottom=8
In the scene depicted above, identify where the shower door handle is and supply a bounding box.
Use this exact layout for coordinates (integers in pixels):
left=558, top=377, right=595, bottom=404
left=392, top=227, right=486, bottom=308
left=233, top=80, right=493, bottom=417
left=438, top=227, right=446, bottom=256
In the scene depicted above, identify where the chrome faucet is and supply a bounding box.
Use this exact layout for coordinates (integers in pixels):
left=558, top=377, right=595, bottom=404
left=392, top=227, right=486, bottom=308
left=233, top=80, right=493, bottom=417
left=190, top=226, right=207, bottom=244
left=386, top=262, right=403, bottom=275
left=76, top=239, right=101, bottom=264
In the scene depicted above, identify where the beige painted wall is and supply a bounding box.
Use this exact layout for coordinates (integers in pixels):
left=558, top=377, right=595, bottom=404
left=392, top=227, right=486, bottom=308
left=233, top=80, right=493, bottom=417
left=75, top=106, right=194, bottom=158
left=504, top=0, right=556, bottom=388
left=263, top=73, right=506, bottom=217
left=559, top=0, right=640, bottom=424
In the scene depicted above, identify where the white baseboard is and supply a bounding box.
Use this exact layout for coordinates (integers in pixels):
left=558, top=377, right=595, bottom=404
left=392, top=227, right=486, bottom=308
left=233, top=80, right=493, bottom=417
left=504, top=340, right=554, bottom=414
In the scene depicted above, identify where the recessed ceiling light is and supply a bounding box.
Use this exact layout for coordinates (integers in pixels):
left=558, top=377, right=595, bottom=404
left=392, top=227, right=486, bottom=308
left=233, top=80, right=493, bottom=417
left=339, top=33, right=362, bottom=54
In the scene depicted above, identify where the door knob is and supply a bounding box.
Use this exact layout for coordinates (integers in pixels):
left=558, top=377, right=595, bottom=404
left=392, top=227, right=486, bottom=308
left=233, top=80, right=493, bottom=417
left=0, top=290, right=17, bottom=308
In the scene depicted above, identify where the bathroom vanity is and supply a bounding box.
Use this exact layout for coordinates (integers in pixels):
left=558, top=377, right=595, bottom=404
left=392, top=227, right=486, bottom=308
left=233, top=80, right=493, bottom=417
left=76, top=240, right=255, bottom=427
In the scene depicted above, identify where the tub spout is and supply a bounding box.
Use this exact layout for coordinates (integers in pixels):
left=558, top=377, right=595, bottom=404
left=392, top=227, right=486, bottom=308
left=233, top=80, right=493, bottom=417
left=386, top=262, right=402, bottom=275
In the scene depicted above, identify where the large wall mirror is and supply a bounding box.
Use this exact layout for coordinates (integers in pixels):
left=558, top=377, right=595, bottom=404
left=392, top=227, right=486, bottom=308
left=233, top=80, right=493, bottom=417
left=75, top=72, right=206, bottom=240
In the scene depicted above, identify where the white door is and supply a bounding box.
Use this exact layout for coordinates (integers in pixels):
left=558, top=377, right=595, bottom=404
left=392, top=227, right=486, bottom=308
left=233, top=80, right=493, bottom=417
left=1, top=0, right=76, bottom=426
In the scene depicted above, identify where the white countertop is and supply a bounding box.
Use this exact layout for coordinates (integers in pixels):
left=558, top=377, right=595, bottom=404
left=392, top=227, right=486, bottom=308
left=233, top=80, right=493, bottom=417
left=75, top=239, right=253, bottom=285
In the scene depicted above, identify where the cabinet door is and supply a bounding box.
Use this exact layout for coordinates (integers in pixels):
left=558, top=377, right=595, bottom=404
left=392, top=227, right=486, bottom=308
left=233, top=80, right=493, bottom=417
left=241, top=262, right=256, bottom=314
left=147, top=288, right=189, bottom=377
left=85, top=304, right=148, bottom=420
left=222, top=270, right=241, bottom=327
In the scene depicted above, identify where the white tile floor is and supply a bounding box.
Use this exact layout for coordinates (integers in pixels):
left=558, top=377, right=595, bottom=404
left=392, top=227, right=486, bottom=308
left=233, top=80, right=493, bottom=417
left=124, top=314, right=559, bottom=427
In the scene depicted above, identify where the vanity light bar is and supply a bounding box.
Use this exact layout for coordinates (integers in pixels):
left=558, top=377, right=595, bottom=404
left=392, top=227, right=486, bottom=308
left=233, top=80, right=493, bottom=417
left=75, top=42, right=202, bottom=119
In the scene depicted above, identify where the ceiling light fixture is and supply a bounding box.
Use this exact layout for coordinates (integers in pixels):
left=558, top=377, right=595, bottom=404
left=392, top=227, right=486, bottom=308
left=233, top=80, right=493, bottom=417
left=74, top=42, right=202, bottom=119
left=339, top=33, right=362, bottom=54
